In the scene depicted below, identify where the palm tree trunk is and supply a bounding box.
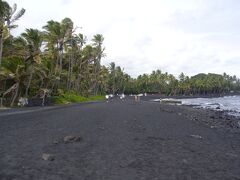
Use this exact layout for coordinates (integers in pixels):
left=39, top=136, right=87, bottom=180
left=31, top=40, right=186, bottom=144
left=25, top=65, right=34, bottom=97
left=67, top=56, right=71, bottom=90
left=59, top=50, right=63, bottom=74
left=76, top=62, right=83, bottom=92
left=10, top=82, right=19, bottom=107
left=69, top=59, right=73, bottom=90
left=0, top=29, right=3, bottom=67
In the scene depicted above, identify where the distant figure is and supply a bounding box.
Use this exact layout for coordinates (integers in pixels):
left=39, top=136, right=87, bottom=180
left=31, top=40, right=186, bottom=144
left=137, top=93, right=143, bottom=102
left=109, top=94, right=114, bottom=101
left=18, top=97, right=28, bottom=107
left=40, top=89, right=49, bottom=106
left=120, top=93, right=125, bottom=101
left=134, top=95, right=140, bottom=103
left=105, top=95, right=109, bottom=102
left=134, top=95, right=137, bottom=102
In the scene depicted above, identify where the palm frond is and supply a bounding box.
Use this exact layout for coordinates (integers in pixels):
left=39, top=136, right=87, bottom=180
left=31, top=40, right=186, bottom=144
left=11, top=8, right=25, bottom=23
left=10, top=3, right=17, bottom=16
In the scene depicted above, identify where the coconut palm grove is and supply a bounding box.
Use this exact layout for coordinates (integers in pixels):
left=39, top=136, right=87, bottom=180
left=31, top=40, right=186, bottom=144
left=0, top=1, right=240, bottom=107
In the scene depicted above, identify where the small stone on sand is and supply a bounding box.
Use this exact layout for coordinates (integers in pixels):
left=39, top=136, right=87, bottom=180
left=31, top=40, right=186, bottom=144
left=63, top=135, right=81, bottom=143
left=190, top=134, right=203, bottom=139
left=53, top=140, right=59, bottom=144
left=42, top=153, right=54, bottom=161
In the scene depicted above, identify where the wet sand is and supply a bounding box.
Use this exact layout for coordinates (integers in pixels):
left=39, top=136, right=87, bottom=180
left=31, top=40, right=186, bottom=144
left=0, top=98, right=240, bottom=180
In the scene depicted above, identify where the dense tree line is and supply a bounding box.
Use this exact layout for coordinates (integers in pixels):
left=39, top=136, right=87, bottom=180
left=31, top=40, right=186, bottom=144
left=105, top=67, right=240, bottom=95
left=0, top=1, right=239, bottom=106
left=126, top=71, right=240, bottom=95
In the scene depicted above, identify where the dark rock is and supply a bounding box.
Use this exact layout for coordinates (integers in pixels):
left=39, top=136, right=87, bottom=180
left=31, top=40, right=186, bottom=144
left=42, top=153, right=54, bottom=161
left=190, top=134, right=203, bottom=139
left=63, top=135, right=82, bottom=143
left=53, top=140, right=59, bottom=144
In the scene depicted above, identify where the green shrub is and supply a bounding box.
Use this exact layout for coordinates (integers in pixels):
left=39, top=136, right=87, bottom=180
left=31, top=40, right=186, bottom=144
left=53, top=92, right=104, bottom=105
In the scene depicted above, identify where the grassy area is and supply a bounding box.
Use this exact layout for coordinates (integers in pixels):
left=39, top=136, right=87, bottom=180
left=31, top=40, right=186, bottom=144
left=53, top=93, right=105, bottom=105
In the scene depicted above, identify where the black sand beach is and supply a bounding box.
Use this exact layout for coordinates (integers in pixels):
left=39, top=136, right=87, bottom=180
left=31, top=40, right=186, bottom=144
left=0, top=98, right=240, bottom=180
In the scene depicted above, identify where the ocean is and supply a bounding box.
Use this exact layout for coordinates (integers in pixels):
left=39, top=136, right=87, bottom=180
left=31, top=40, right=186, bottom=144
left=180, top=96, right=240, bottom=117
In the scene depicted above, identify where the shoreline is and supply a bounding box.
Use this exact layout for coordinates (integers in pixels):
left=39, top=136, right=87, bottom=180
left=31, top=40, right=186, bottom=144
left=164, top=103, right=240, bottom=132
left=142, top=94, right=240, bottom=123
left=1, top=95, right=240, bottom=132
left=141, top=92, right=240, bottom=100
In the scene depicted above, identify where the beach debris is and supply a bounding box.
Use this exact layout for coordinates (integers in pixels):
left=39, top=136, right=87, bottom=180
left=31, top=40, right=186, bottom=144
left=190, top=134, right=203, bottom=139
left=63, top=135, right=82, bottom=143
left=42, top=153, right=54, bottom=161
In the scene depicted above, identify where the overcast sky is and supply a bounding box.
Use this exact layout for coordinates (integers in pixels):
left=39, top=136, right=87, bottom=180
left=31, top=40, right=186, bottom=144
left=7, top=0, right=240, bottom=78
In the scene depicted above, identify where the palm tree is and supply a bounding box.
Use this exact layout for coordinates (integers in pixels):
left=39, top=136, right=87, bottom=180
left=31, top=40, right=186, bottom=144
left=92, top=34, right=105, bottom=95
left=21, top=28, right=43, bottom=97
left=74, top=33, right=87, bottom=92
left=108, top=62, right=116, bottom=94
left=43, top=20, right=62, bottom=74
left=59, top=17, right=73, bottom=74
left=0, top=1, right=25, bottom=66
left=43, top=18, right=74, bottom=92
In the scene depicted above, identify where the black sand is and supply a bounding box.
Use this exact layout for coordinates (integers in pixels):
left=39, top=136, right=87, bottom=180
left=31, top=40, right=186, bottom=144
left=0, top=98, right=240, bottom=180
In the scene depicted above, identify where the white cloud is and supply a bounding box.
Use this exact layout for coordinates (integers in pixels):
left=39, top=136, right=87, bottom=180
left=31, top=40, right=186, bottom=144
left=6, top=0, right=240, bottom=78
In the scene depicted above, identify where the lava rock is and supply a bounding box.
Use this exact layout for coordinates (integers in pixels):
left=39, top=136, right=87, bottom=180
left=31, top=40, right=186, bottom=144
left=210, top=115, right=215, bottom=119
left=63, top=135, right=82, bottom=143
left=190, top=134, right=203, bottom=139
left=42, top=153, right=54, bottom=161
left=53, top=140, right=59, bottom=144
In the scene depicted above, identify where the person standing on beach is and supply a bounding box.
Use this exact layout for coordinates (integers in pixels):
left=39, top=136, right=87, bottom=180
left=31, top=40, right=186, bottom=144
left=120, top=93, right=125, bottom=101
left=105, top=95, right=109, bottom=102
left=134, top=95, right=137, bottom=102
left=134, top=95, right=140, bottom=103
